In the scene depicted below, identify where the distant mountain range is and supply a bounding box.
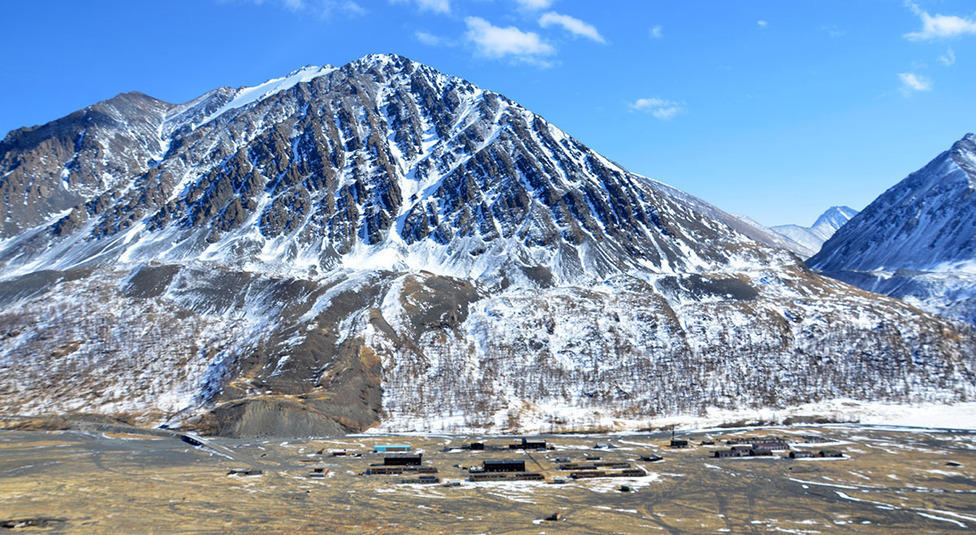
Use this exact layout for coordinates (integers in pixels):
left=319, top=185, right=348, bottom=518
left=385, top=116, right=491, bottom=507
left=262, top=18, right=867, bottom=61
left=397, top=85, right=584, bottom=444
left=809, top=134, right=976, bottom=325
left=0, top=55, right=973, bottom=436
left=772, top=206, right=859, bottom=257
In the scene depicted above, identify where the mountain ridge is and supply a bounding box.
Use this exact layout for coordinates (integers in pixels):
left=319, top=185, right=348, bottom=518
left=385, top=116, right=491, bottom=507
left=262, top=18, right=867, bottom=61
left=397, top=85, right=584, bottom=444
left=772, top=205, right=858, bottom=258
left=809, top=133, right=976, bottom=324
left=1, top=54, right=974, bottom=436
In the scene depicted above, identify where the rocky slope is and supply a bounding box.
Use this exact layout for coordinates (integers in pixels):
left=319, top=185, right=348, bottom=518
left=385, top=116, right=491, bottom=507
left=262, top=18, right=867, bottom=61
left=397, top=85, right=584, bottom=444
left=773, top=206, right=858, bottom=257
left=1, top=55, right=974, bottom=436
left=809, top=134, right=976, bottom=324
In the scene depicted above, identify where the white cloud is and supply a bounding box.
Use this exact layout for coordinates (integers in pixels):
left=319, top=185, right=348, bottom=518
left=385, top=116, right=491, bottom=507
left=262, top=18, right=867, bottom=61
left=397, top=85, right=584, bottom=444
left=904, top=1, right=976, bottom=41
left=898, top=72, right=933, bottom=92
left=939, top=47, right=956, bottom=66
left=391, top=0, right=449, bottom=14
left=465, top=16, right=555, bottom=63
left=238, top=0, right=364, bottom=16
left=757, top=20, right=768, bottom=28
left=514, top=0, right=553, bottom=9
left=415, top=31, right=447, bottom=46
left=820, top=25, right=845, bottom=38
left=416, top=0, right=449, bottom=13
left=630, top=97, right=684, bottom=120
left=538, top=11, right=606, bottom=43
left=649, top=25, right=663, bottom=39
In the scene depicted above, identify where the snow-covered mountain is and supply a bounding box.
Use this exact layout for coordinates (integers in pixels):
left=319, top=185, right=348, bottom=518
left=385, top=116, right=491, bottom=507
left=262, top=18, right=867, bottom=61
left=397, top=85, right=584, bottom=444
left=1, top=55, right=974, bottom=436
left=772, top=206, right=859, bottom=257
left=809, top=134, right=976, bottom=324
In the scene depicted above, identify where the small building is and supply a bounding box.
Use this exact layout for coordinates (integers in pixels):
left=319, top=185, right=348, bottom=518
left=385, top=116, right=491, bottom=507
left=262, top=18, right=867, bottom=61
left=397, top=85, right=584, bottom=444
left=483, top=459, right=526, bottom=472
left=714, top=445, right=769, bottom=458
left=510, top=438, right=548, bottom=450
left=789, top=451, right=813, bottom=459
left=817, top=449, right=844, bottom=458
left=374, top=444, right=411, bottom=453
left=640, top=454, right=664, bottom=462
left=401, top=475, right=440, bottom=484
left=467, top=442, right=485, bottom=450
left=227, top=468, right=263, bottom=476
left=383, top=454, right=422, bottom=466
left=406, top=466, right=438, bottom=474
left=180, top=435, right=204, bottom=447
left=554, top=457, right=571, bottom=463
left=616, top=469, right=647, bottom=477
left=364, top=467, right=404, bottom=475
left=510, top=472, right=545, bottom=481
left=669, top=439, right=689, bottom=448
left=570, top=470, right=607, bottom=479
left=557, top=463, right=597, bottom=471
left=594, top=462, right=631, bottom=469
left=753, top=439, right=789, bottom=451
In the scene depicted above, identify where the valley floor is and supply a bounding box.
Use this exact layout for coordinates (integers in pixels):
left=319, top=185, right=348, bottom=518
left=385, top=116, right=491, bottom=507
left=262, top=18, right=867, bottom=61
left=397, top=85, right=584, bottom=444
left=1, top=425, right=975, bottom=533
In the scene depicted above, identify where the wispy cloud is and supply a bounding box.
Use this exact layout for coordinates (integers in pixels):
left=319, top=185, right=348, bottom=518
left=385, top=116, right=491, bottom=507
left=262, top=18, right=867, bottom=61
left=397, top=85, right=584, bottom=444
left=232, top=0, right=365, bottom=16
left=538, top=12, right=606, bottom=43
left=649, top=25, right=663, bottom=39
left=904, top=1, right=976, bottom=41
left=630, top=97, right=684, bottom=120
left=391, top=0, right=449, bottom=14
left=415, top=31, right=449, bottom=46
left=939, top=47, right=956, bottom=66
left=514, top=0, right=553, bottom=9
left=898, top=72, right=933, bottom=93
left=757, top=20, right=768, bottom=28
left=820, top=25, right=846, bottom=38
left=465, top=16, right=555, bottom=64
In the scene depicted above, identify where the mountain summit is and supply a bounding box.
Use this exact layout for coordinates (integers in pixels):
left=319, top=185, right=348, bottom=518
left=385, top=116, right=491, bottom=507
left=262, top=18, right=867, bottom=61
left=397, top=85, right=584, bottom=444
left=1, top=55, right=974, bottom=435
left=810, top=133, right=976, bottom=323
left=772, top=206, right=858, bottom=257
left=0, top=53, right=790, bottom=286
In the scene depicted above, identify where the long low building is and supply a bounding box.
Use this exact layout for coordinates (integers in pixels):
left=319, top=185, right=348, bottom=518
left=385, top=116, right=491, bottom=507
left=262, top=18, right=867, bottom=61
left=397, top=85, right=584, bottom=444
left=482, top=460, right=526, bottom=472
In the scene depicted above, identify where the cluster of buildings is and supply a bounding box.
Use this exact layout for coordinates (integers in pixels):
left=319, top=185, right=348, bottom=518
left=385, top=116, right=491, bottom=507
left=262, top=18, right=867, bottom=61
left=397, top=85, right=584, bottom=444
left=298, top=433, right=846, bottom=488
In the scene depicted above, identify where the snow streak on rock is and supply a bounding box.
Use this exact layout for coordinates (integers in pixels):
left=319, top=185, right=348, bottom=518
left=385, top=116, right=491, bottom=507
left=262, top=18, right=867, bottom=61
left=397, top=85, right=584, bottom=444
left=810, top=134, right=976, bottom=324
left=0, top=55, right=974, bottom=435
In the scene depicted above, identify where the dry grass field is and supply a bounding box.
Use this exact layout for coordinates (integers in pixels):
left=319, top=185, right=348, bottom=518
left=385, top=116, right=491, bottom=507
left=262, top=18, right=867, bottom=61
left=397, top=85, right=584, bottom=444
left=1, top=424, right=975, bottom=533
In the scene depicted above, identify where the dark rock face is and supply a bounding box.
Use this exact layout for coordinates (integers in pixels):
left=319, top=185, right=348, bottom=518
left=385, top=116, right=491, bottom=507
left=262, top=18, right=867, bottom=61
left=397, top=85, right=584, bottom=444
left=0, top=54, right=788, bottom=285
left=0, top=55, right=974, bottom=436
left=0, top=92, right=172, bottom=236
left=809, top=134, right=976, bottom=324
left=811, top=135, right=976, bottom=272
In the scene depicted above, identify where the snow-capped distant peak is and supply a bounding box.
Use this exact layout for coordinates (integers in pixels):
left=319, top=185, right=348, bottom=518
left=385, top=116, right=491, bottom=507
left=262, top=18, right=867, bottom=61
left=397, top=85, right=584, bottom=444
left=771, top=205, right=859, bottom=258
left=950, top=133, right=976, bottom=186
left=811, top=206, right=858, bottom=234
left=194, top=64, right=336, bottom=128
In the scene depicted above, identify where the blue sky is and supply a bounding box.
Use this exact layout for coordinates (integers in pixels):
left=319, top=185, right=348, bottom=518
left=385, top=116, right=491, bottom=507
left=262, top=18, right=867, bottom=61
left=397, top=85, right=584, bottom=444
left=1, top=0, right=974, bottom=226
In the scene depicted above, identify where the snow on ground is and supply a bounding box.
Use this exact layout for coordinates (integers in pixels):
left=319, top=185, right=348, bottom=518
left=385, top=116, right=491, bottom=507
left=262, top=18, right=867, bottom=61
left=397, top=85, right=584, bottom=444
left=647, top=399, right=976, bottom=433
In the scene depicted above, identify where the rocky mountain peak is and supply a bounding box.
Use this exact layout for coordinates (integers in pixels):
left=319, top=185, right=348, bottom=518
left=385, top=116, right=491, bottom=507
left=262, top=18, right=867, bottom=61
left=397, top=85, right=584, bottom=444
left=810, top=133, right=976, bottom=273
left=1, top=58, right=974, bottom=436
left=949, top=132, right=976, bottom=182
left=811, top=206, right=858, bottom=233
left=0, top=54, right=796, bottom=286
left=771, top=205, right=858, bottom=258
